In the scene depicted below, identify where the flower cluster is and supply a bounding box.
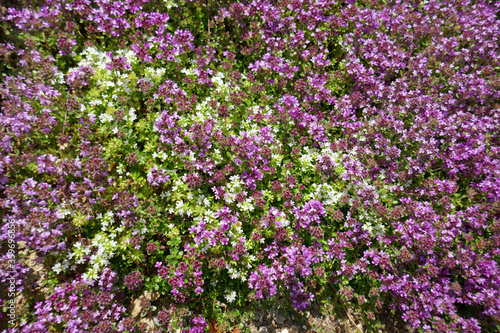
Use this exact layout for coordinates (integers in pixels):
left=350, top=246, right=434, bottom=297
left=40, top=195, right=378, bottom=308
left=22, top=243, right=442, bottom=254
left=1, top=0, right=499, bottom=332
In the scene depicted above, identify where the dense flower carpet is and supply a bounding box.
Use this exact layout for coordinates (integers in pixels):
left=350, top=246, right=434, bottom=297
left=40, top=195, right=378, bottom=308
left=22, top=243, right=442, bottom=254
left=0, top=0, right=499, bottom=332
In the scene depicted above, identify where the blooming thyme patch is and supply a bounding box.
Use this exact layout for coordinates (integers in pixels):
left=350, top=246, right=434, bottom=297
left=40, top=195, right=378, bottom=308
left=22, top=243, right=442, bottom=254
left=1, top=0, right=499, bottom=332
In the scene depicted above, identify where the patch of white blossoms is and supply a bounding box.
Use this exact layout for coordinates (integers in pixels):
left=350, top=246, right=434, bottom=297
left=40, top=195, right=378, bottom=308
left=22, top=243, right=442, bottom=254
left=225, top=290, right=237, bottom=303
left=52, top=212, right=119, bottom=283
left=310, top=183, right=344, bottom=207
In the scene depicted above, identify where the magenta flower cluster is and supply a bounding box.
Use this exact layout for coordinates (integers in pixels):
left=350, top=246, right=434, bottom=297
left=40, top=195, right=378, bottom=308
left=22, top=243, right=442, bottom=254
left=1, top=0, right=499, bottom=332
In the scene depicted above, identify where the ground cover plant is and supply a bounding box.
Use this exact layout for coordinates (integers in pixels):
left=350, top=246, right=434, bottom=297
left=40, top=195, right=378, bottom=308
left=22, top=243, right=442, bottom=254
left=0, top=0, right=499, bottom=331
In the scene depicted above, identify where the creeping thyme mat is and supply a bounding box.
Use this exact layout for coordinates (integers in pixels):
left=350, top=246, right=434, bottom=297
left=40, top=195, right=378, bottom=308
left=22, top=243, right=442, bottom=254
left=1, top=0, right=499, bottom=332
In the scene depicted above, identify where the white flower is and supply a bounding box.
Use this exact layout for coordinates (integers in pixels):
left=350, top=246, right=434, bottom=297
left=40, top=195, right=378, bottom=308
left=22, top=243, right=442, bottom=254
left=225, top=290, right=237, bottom=303
left=299, top=148, right=318, bottom=172
left=164, top=0, right=178, bottom=9
left=76, top=257, right=86, bottom=264
left=99, top=113, right=113, bottom=123
left=237, top=198, right=254, bottom=212
left=89, top=99, right=102, bottom=106
left=276, top=215, right=290, bottom=227
left=53, top=263, right=63, bottom=274
left=127, top=108, right=137, bottom=122
left=53, top=72, right=65, bottom=84
left=82, top=270, right=97, bottom=283
left=176, top=200, right=184, bottom=209
left=117, top=164, right=125, bottom=175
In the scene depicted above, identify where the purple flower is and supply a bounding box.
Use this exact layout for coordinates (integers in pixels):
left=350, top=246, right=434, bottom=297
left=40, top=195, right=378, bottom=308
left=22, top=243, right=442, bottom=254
left=123, top=271, right=144, bottom=291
